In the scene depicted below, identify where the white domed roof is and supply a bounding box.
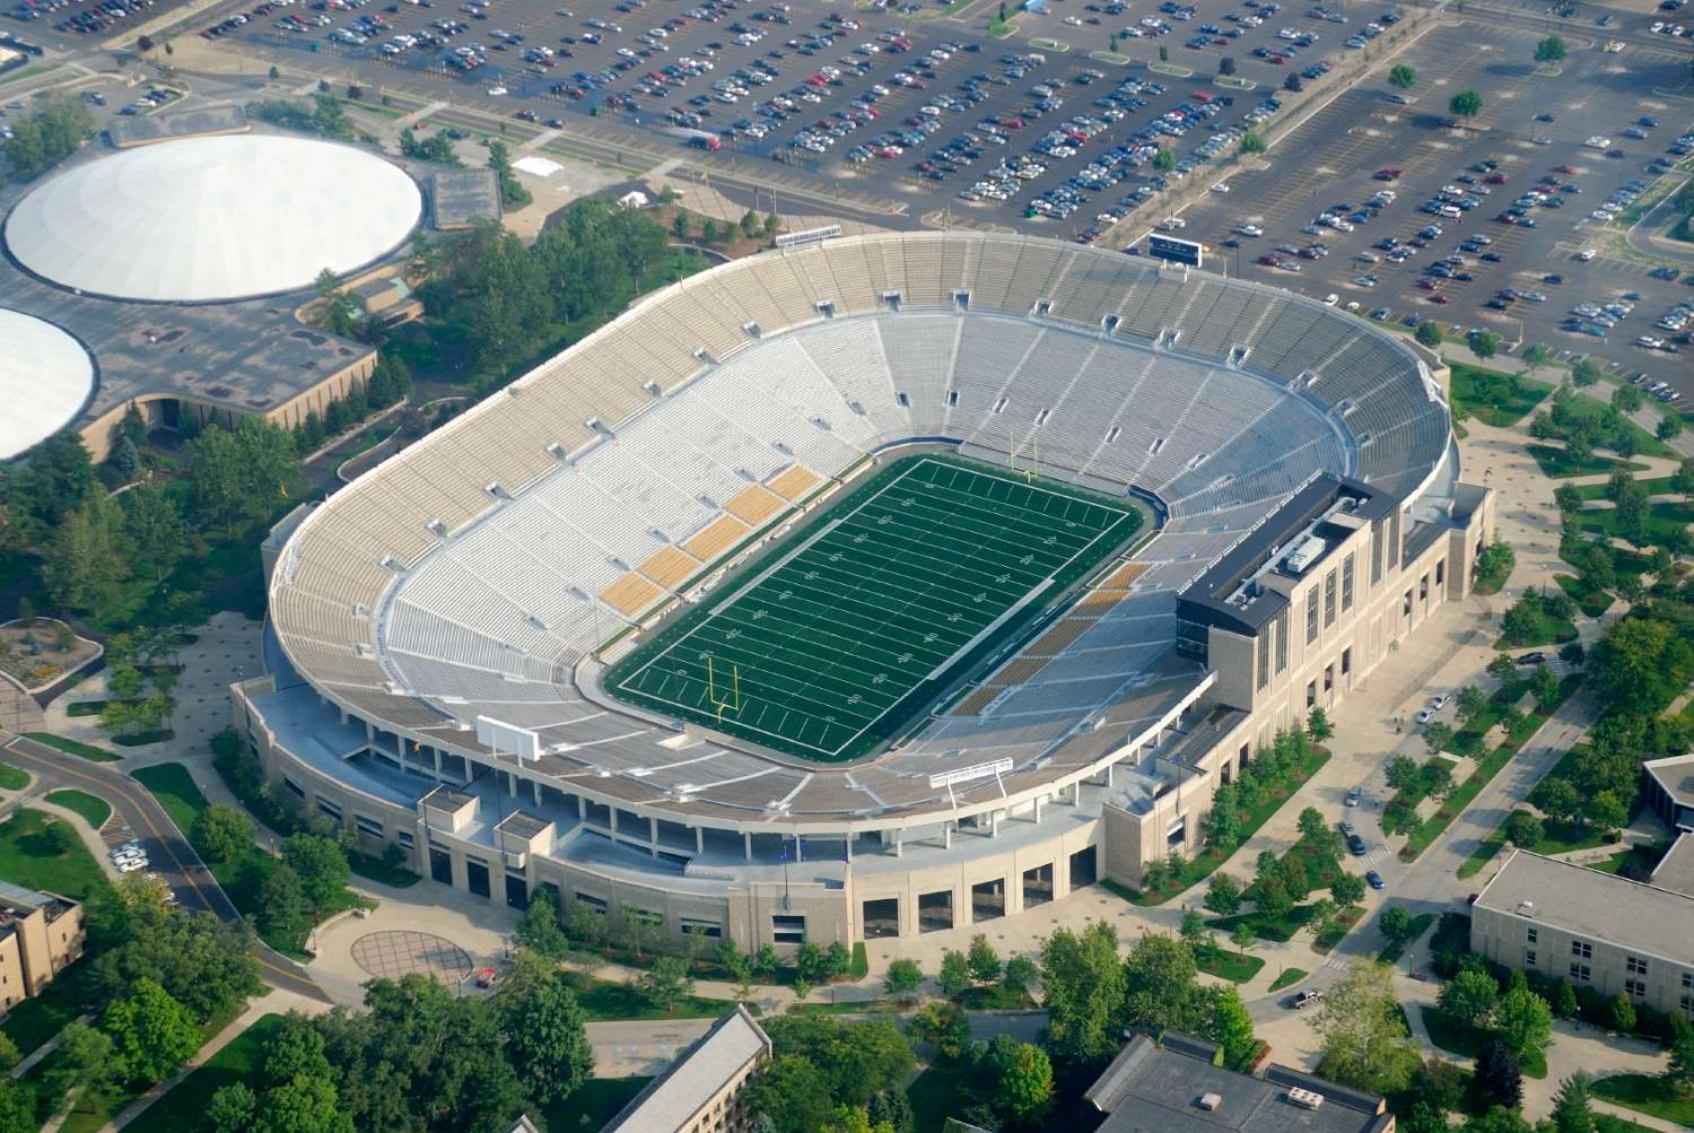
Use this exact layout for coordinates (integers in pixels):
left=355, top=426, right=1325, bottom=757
left=4, top=135, right=422, bottom=303
left=0, top=310, right=95, bottom=460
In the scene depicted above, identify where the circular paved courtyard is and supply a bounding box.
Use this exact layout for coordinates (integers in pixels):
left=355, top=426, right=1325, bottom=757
left=351, top=930, right=474, bottom=984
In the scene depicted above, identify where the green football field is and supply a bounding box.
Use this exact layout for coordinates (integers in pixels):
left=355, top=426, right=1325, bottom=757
left=604, top=454, right=1142, bottom=762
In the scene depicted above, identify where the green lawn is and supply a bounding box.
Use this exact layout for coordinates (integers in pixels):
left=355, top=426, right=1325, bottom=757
left=1554, top=574, right=1613, bottom=618
left=132, top=762, right=207, bottom=834
left=1574, top=498, right=1694, bottom=544
left=1449, top=363, right=1552, bottom=426
left=955, top=984, right=1037, bottom=1010
left=1268, top=968, right=1308, bottom=993
left=545, top=1077, right=652, bottom=1131
left=1419, top=1006, right=1547, bottom=1078
left=0, top=808, right=109, bottom=901
left=787, top=996, right=905, bottom=1015
left=1376, top=914, right=1435, bottom=965
left=1494, top=609, right=1577, bottom=650
left=1588, top=843, right=1663, bottom=877
left=1525, top=445, right=1647, bottom=479
left=1595, top=1115, right=1663, bottom=1133
left=0, top=761, right=28, bottom=791
left=1457, top=831, right=1508, bottom=880
left=1197, top=950, right=1265, bottom=983
left=24, top=732, right=119, bottom=763
left=123, top=1014, right=287, bottom=1133
left=560, top=970, right=750, bottom=1022
left=1311, top=905, right=1365, bottom=955
left=1571, top=476, right=1674, bottom=500
left=43, top=789, right=111, bottom=830
left=1208, top=900, right=1353, bottom=945
left=1591, top=1074, right=1694, bottom=1127
left=1, top=959, right=102, bottom=1057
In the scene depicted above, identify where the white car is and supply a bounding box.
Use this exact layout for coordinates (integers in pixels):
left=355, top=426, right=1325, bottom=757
left=1576, top=248, right=1596, bottom=261
left=1323, top=293, right=1339, bottom=306
left=1237, top=223, right=1263, bottom=237
left=1211, top=182, right=1230, bottom=193
left=116, top=858, right=148, bottom=874
left=486, top=84, right=508, bottom=96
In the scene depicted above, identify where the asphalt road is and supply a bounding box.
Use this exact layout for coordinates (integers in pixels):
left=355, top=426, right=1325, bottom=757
left=0, top=730, right=330, bottom=1004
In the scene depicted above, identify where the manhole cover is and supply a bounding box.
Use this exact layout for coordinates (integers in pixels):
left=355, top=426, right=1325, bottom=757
left=351, top=930, right=474, bottom=984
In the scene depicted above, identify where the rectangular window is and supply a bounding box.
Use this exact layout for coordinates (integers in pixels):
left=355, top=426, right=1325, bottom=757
left=577, top=893, right=609, bottom=912
left=316, top=798, right=342, bottom=821
left=1306, top=680, right=1317, bottom=708
left=1371, top=521, right=1384, bottom=585
left=1419, top=574, right=1429, bottom=602
left=1684, top=972, right=1693, bottom=990
left=1306, top=593, right=1319, bottom=644
left=1274, top=610, right=1289, bottom=674
left=1626, top=979, right=1647, bottom=1001
left=681, top=917, right=723, bottom=939
left=1570, top=963, right=1592, bottom=983
left=772, top=914, right=806, bottom=944
left=397, top=830, right=415, bottom=849
left=1572, top=940, right=1593, bottom=960
left=1682, top=994, right=1693, bottom=1017
left=355, top=814, right=384, bottom=839
left=1628, top=956, right=1649, bottom=975
left=1257, top=630, right=1271, bottom=691
left=1403, top=590, right=1413, bottom=617
left=1323, top=664, right=1334, bottom=693
left=1436, top=559, right=1446, bottom=587
left=1526, top=950, right=1536, bottom=967
left=1341, top=647, right=1352, bottom=677
left=1527, top=927, right=1538, bottom=944
left=1324, top=570, right=1337, bottom=627
left=283, top=778, right=306, bottom=800
left=1342, top=553, right=1355, bottom=612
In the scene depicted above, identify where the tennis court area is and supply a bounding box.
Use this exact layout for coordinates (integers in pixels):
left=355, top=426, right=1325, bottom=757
left=604, top=453, right=1143, bottom=762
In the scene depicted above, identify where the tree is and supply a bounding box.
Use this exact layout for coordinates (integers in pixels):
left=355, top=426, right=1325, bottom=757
left=1388, top=63, right=1416, bottom=89
left=1495, top=986, right=1553, bottom=1059
left=1002, top=953, right=1038, bottom=997
left=1424, top=722, right=1455, bottom=755
left=312, top=267, right=363, bottom=338
left=1466, top=1108, right=1535, bottom=1133
left=1385, top=755, right=1420, bottom=792
left=1231, top=921, right=1255, bottom=960
left=702, top=218, right=720, bottom=243
left=1571, top=356, right=1602, bottom=387
left=1284, top=72, right=1303, bottom=92
left=104, top=977, right=201, bottom=1084
left=496, top=952, right=593, bottom=1106
left=1297, top=806, right=1330, bottom=846
left=1521, top=342, right=1552, bottom=377
left=1608, top=992, right=1636, bottom=1032
left=1416, top=320, right=1443, bottom=348
left=1441, top=968, right=1499, bottom=1026
left=967, top=933, right=1001, bottom=984
left=1659, top=414, right=1684, bottom=442
left=1664, top=1019, right=1694, bottom=1089
left=1122, top=933, right=1211, bottom=1039
left=1314, top=962, right=1421, bottom=1093
left=487, top=139, right=531, bottom=207
left=1239, top=131, right=1266, bottom=156
left=1534, top=33, right=1566, bottom=62
left=1379, top=905, right=1415, bottom=944
left=640, top=955, right=695, bottom=1012
left=1306, top=707, right=1333, bottom=742
left=909, top=1000, right=971, bottom=1061
left=866, top=1090, right=911, bottom=1133
left=95, top=907, right=260, bottom=1023
left=121, top=482, right=190, bottom=583
left=1504, top=810, right=1544, bottom=847
left=258, top=863, right=312, bottom=952
left=1152, top=147, right=1175, bottom=172
left=1210, top=985, right=1259, bottom=1069
left=744, top=1055, right=834, bottom=1133
left=1180, top=908, right=1208, bottom=956
left=44, top=491, right=130, bottom=615
left=0, top=1080, right=34, bottom=1133
left=672, top=209, right=691, bottom=239
left=1472, top=1040, right=1523, bottom=1110
left=514, top=891, right=569, bottom=959
left=1219, top=55, right=1236, bottom=76
left=979, top=1035, right=1054, bottom=1125
left=1205, top=872, right=1243, bottom=916
left=282, top=833, right=350, bottom=911
left=884, top=958, right=923, bottom=1003
left=1469, top=329, right=1502, bottom=359
left=48, top=1021, right=117, bottom=1104
left=1613, top=384, right=1644, bottom=414
left=1039, top=921, right=1125, bottom=1074
left=762, top=1015, right=913, bottom=1110
left=1449, top=89, right=1482, bottom=122
left=190, top=804, right=253, bottom=865
left=1549, top=1071, right=1596, bottom=1133
left=795, top=942, right=831, bottom=986
left=939, top=949, right=972, bottom=998
left=1203, top=781, right=1243, bottom=849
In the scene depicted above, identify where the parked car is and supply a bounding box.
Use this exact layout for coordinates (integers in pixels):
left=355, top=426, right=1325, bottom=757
left=1366, top=869, right=1385, bottom=889
left=1346, top=786, right=1362, bottom=807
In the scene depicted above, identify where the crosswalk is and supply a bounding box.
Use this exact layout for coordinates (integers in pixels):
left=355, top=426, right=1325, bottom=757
left=1355, top=845, right=1392, bottom=869
left=1320, top=952, right=1354, bottom=972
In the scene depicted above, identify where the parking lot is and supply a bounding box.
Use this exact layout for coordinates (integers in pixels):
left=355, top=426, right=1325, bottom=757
left=1170, top=19, right=1694, bottom=398
left=202, top=0, right=1440, bottom=237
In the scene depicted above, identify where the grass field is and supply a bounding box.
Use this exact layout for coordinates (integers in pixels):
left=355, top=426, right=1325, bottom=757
left=1592, top=1074, right=1694, bottom=1127
left=1449, top=363, right=1552, bottom=427
left=43, top=789, right=111, bottom=830
left=24, top=732, right=119, bottom=763
left=607, top=454, right=1142, bottom=761
left=123, top=1014, right=287, bottom=1133
left=0, top=762, right=27, bottom=791
left=545, top=1078, right=652, bottom=1131
left=1525, top=445, right=1647, bottom=479
left=1420, top=1006, right=1548, bottom=1078
left=1268, top=968, right=1307, bottom=993
left=0, top=808, right=108, bottom=901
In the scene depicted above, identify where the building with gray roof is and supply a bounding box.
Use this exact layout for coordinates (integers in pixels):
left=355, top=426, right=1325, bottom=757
left=429, top=168, right=501, bottom=230
left=1086, top=1033, right=1393, bottom=1133
left=1644, top=753, right=1694, bottom=833
left=1471, top=850, right=1694, bottom=1021
left=601, top=1005, right=770, bottom=1132
left=1650, top=832, right=1694, bottom=899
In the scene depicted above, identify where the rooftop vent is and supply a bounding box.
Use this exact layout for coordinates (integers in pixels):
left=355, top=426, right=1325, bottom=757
left=1286, top=1088, right=1324, bottom=1111
left=1284, top=536, right=1327, bottom=576
left=1198, top=1093, right=1224, bottom=1112
left=1516, top=900, right=1536, bottom=917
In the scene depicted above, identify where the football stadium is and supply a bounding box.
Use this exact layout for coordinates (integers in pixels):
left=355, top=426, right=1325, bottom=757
left=239, top=231, right=1496, bottom=948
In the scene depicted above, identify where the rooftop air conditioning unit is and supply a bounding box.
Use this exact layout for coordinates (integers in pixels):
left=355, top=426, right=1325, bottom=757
left=1284, top=536, right=1327, bottom=576
left=1287, top=1088, right=1324, bottom=1111
left=1198, top=1093, right=1223, bottom=1112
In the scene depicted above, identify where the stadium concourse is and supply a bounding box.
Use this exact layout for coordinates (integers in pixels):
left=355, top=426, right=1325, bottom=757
left=235, top=231, right=1495, bottom=950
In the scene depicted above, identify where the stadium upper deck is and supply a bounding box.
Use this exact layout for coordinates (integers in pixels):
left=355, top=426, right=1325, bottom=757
left=267, top=231, right=1450, bottom=836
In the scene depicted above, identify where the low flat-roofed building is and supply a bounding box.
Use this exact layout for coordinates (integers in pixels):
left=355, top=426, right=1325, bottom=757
left=1085, top=1032, right=1394, bottom=1133
left=429, top=169, right=501, bottom=230
left=602, top=1005, right=771, bottom=1133
left=1471, top=849, right=1694, bottom=1021
left=0, top=881, right=85, bottom=1012
left=1644, top=753, right=1694, bottom=833
left=1650, top=832, right=1694, bottom=899
left=105, top=104, right=249, bottom=148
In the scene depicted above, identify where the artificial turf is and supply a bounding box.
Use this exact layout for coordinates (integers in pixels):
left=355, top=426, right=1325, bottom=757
left=606, top=453, right=1142, bottom=762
